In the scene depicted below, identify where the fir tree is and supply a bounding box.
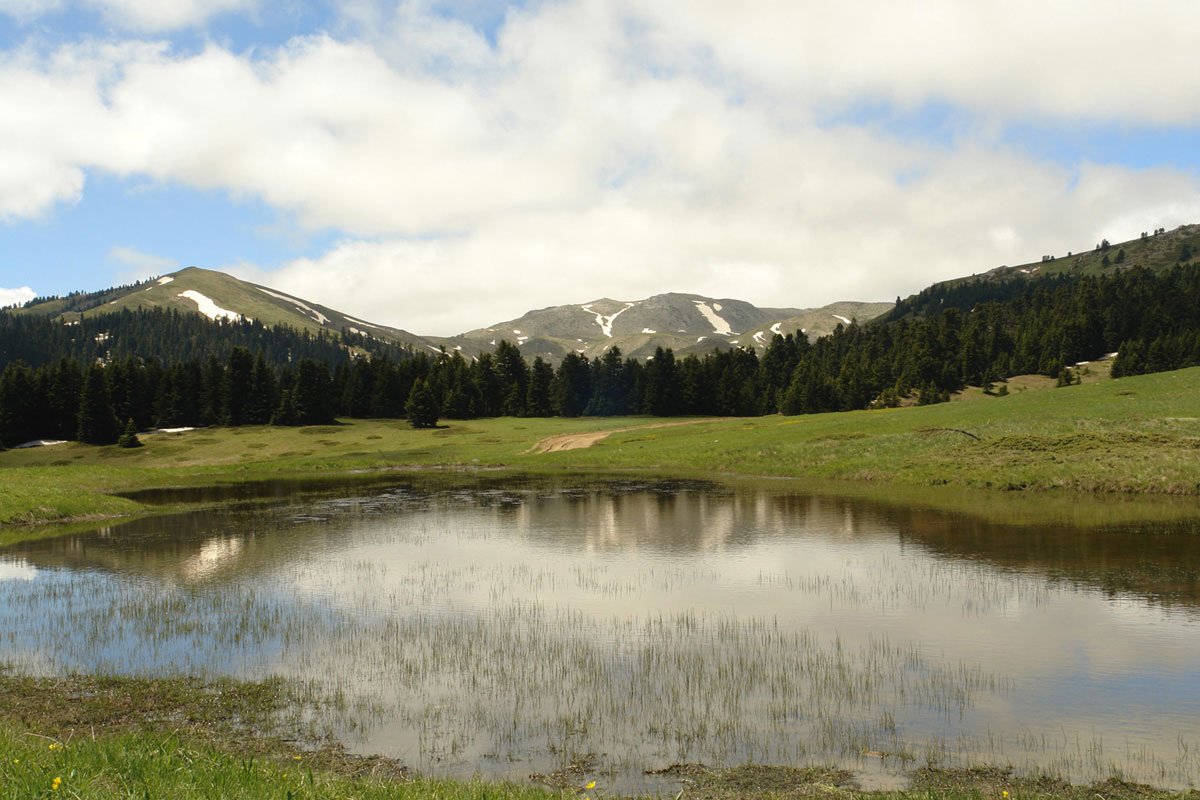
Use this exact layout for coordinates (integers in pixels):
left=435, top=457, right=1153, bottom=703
left=77, top=364, right=121, bottom=444
left=117, top=417, right=143, bottom=448
left=405, top=379, right=439, bottom=428
left=525, top=357, right=555, bottom=417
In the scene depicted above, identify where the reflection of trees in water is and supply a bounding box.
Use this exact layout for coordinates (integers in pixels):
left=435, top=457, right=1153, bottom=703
left=876, top=505, right=1200, bottom=610
left=6, top=480, right=1200, bottom=610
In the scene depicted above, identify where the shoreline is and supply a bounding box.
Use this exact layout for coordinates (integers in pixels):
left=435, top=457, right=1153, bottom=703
left=0, top=365, right=1198, bottom=539
left=2, top=671, right=1196, bottom=800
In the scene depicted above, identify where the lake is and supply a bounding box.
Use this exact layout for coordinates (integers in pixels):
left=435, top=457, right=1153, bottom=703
left=1, top=477, right=1198, bottom=792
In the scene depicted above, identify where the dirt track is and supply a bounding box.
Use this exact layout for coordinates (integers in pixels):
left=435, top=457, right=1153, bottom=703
left=525, top=419, right=722, bottom=454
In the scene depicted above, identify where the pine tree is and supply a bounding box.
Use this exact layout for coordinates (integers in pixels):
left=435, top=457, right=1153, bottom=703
left=77, top=363, right=121, bottom=444
left=225, top=346, right=253, bottom=425
left=405, top=379, right=439, bottom=428
left=245, top=351, right=277, bottom=425
left=525, top=357, right=555, bottom=417
left=641, top=347, right=679, bottom=417
left=551, top=353, right=591, bottom=417
left=117, top=417, right=142, bottom=448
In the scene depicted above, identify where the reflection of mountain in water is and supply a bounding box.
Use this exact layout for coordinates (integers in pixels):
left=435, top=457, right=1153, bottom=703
left=5, top=480, right=1200, bottom=610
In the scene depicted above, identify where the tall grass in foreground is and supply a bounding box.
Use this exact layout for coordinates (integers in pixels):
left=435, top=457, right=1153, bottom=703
left=0, top=727, right=569, bottom=800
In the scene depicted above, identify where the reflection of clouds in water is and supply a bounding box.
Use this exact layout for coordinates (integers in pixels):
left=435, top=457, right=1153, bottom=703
left=0, top=559, right=37, bottom=581
left=180, top=537, right=244, bottom=581
left=3, top=484, right=1200, bottom=788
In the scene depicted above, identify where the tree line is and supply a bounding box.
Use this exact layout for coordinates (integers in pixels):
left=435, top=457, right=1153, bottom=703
left=0, top=306, right=410, bottom=369
left=2, top=264, right=1199, bottom=446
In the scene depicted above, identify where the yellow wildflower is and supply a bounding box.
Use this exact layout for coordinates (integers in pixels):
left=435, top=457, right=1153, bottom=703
left=586, top=781, right=596, bottom=789
left=48, top=743, right=61, bottom=750
left=51, top=777, right=62, bottom=791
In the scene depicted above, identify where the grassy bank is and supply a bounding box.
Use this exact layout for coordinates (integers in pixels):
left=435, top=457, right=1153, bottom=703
left=1, top=366, right=1199, bottom=529
left=1, top=672, right=1195, bottom=800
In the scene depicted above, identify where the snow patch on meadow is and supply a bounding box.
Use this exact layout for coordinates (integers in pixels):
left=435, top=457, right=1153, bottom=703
left=178, top=290, right=244, bottom=322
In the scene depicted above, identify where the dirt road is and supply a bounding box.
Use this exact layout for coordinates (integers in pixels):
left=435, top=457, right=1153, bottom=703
left=525, top=419, right=722, bottom=454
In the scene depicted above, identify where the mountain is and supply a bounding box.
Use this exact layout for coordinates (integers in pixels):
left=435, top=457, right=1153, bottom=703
left=428, top=293, right=893, bottom=362
left=16, top=268, right=893, bottom=363
left=18, top=266, right=431, bottom=352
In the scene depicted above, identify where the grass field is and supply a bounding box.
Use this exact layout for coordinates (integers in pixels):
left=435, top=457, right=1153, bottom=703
left=1, top=366, right=1198, bottom=531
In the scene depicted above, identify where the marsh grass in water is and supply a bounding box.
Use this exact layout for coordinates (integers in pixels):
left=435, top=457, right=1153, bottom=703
left=0, top=677, right=1195, bottom=800
left=2, top=483, right=1199, bottom=792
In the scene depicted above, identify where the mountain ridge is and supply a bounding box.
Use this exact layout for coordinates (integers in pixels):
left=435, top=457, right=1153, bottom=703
left=15, top=268, right=893, bottom=362
left=25, top=221, right=1190, bottom=362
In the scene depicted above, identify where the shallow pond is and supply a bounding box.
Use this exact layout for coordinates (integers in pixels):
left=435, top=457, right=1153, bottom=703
left=2, top=479, right=1199, bottom=791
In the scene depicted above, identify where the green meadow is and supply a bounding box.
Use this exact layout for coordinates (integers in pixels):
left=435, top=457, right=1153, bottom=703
left=1, top=366, right=1199, bottom=531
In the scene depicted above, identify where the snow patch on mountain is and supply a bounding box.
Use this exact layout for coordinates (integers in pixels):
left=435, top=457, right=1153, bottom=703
left=832, top=314, right=851, bottom=325
left=753, top=331, right=766, bottom=345
left=582, top=302, right=635, bottom=338
left=345, top=315, right=382, bottom=329
left=770, top=322, right=783, bottom=335
left=693, top=301, right=734, bottom=335
left=258, top=287, right=329, bottom=325
left=642, top=328, right=656, bottom=334
left=178, top=290, right=244, bottom=322
left=157, top=276, right=174, bottom=285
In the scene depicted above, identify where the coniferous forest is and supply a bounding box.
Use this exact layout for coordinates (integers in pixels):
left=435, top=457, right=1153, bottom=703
left=2, top=265, right=1200, bottom=447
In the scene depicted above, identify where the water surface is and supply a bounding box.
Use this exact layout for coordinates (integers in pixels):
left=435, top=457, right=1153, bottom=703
left=1, top=480, right=1198, bottom=791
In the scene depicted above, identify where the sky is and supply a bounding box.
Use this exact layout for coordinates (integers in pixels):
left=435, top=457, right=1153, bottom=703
left=2, top=1, right=1200, bottom=335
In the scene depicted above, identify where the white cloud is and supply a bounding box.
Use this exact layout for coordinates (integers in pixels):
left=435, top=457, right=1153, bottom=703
left=640, top=0, right=1200, bottom=124
left=107, top=245, right=180, bottom=283
left=0, top=0, right=60, bottom=20
left=0, top=0, right=253, bottom=30
left=0, top=285, right=36, bottom=308
left=250, top=154, right=1200, bottom=335
left=87, top=0, right=254, bottom=31
left=4, top=1, right=1200, bottom=333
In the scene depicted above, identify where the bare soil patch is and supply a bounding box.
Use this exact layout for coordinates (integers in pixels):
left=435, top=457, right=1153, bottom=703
left=525, top=419, right=724, bottom=454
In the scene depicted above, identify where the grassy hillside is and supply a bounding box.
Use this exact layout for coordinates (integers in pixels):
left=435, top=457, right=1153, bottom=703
left=2, top=366, right=1198, bottom=532
left=950, top=223, right=1200, bottom=286
left=18, top=266, right=431, bottom=351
